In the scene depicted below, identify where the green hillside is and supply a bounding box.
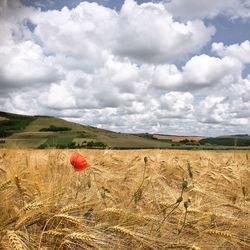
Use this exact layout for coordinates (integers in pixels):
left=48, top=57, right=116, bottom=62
left=200, top=136, right=250, bottom=146
left=1, top=111, right=249, bottom=149
left=0, top=111, right=172, bottom=149
left=0, top=111, right=36, bottom=137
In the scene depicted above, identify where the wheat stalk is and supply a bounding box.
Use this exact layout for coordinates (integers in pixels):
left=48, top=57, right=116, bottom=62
left=0, top=149, right=249, bottom=250
left=67, top=232, right=95, bottom=243
left=15, top=210, right=43, bottom=229
left=0, top=180, right=12, bottom=192
left=54, top=214, right=81, bottom=225
left=6, top=230, right=26, bottom=250
left=14, top=176, right=24, bottom=195
left=111, top=225, right=136, bottom=238
left=60, top=204, right=80, bottom=213
left=23, top=202, right=43, bottom=212
left=44, top=230, right=65, bottom=237
left=58, top=239, right=78, bottom=250
left=205, top=229, right=234, bottom=239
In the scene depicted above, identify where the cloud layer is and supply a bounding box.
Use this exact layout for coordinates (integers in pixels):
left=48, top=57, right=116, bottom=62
left=0, top=0, right=250, bottom=135
left=164, top=0, right=250, bottom=20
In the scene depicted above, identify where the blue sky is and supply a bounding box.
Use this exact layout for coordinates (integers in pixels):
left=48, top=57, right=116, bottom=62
left=1, top=0, right=250, bottom=135
left=21, top=0, right=153, bottom=10
left=21, top=0, right=250, bottom=44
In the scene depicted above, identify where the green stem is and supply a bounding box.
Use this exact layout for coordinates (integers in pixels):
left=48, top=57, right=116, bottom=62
left=91, top=169, right=107, bottom=208
left=178, top=208, right=188, bottom=235
left=75, top=172, right=81, bottom=199
left=137, top=161, right=147, bottom=191
left=157, top=202, right=181, bottom=231
left=157, top=185, right=185, bottom=231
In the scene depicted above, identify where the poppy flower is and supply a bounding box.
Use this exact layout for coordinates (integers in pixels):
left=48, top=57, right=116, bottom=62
left=70, top=152, right=88, bottom=171
left=70, top=152, right=80, bottom=166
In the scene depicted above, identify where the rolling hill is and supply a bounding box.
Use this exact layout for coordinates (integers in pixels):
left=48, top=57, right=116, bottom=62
left=0, top=111, right=250, bottom=149
left=0, top=111, right=172, bottom=149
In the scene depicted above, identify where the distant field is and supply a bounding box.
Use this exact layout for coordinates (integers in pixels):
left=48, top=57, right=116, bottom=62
left=200, top=136, right=250, bottom=146
left=73, top=138, right=97, bottom=145
left=4, top=138, right=47, bottom=148
left=44, top=136, right=74, bottom=146
left=0, top=113, right=173, bottom=149
left=0, top=149, right=249, bottom=249
left=153, top=134, right=204, bottom=142
left=1, top=112, right=249, bottom=150
left=0, top=116, right=8, bottom=121
left=25, top=117, right=84, bottom=132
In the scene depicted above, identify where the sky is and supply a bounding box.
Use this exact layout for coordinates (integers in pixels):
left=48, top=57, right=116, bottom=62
left=0, top=0, right=250, bottom=136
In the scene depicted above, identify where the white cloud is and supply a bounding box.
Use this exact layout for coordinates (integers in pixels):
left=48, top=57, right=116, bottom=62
left=40, top=83, right=76, bottom=110
left=159, top=91, right=194, bottom=118
left=28, top=0, right=215, bottom=65
left=114, top=0, right=215, bottom=63
left=197, top=96, right=230, bottom=124
left=164, top=0, right=250, bottom=20
left=0, top=40, right=62, bottom=90
left=182, top=54, right=242, bottom=87
left=150, top=64, right=183, bottom=89
left=2, top=90, right=44, bottom=115
left=0, top=0, right=250, bottom=136
left=31, top=2, right=117, bottom=70
left=212, top=41, right=250, bottom=64
left=195, top=77, right=250, bottom=128
left=149, top=54, right=242, bottom=90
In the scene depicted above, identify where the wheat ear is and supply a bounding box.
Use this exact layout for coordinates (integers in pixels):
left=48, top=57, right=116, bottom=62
left=6, top=231, right=26, bottom=250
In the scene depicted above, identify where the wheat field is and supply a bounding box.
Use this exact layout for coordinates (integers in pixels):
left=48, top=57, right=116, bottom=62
left=0, top=149, right=249, bottom=250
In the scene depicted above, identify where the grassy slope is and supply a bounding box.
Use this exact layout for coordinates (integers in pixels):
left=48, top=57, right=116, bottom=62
left=1, top=111, right=249, bottom=149
left=0, top=111, right=36, bottom=136
left=1, top=113, right=172, bottom=148
left=152, top=134, right=204, bottom=142
left=25, top=116, right=85, bottom=131
left=200, top=136, right=250, bottom=146
left=0, top=116, right=8, bottom=121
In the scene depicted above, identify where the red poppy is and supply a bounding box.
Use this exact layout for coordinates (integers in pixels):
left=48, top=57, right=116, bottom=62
left=70, top=152, right=80, bottom=166
left=70, top=152, right=88, bottom=171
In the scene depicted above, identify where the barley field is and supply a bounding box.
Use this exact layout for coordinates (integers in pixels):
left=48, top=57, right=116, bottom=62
left=0, top=149, right=249, bottom=250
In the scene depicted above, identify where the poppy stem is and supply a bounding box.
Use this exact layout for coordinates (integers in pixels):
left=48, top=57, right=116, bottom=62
left=83, top=170, right=87, bottom=204
left=137, top=160, right=147, bottom=191
left=157, top=181, right=187, bottom=232
left=75, top=172, right=81, bottom=199
left=178, top=206, right=188, bottom=235
left=91, top=169, right=107, bottom=208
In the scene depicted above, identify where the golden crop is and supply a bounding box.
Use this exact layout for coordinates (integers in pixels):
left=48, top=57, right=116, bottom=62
left=0, top=149, right=249, bottom=249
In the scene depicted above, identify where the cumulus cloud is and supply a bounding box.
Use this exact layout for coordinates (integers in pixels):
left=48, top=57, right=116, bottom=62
left=26, top=0, right=215, bottom=65
left=149, top=54, right=242, bottom=90
left=114, top=0, right=215, bottom=63
left=197, top=96, right=230, bottom=124
left=159, top=92, right=194, bottom=118
left=0, top=0, right=63, bottom=96
left=0, top=0, right=250, bottom=135
left=31, top=2, right=116, bottom=70
left=0, top=41, right=62, bottom=91
left=182, top=55, right=242, bottom=87
left=212, top=40, right=250, bottom=64
left=195, top=76, right=250, bottom=130
left=164, top=0, right=250, bottom=20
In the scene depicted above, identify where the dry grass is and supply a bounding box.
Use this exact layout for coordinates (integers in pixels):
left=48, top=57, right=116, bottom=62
left=0, top=149, right=249, bottom=250
left=0, top=117, right=8, bottom=122
left=152, top=135, right=204, bottom=142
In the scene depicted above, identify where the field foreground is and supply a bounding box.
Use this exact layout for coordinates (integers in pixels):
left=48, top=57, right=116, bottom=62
left=0, top=149, right=249, bottom=250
